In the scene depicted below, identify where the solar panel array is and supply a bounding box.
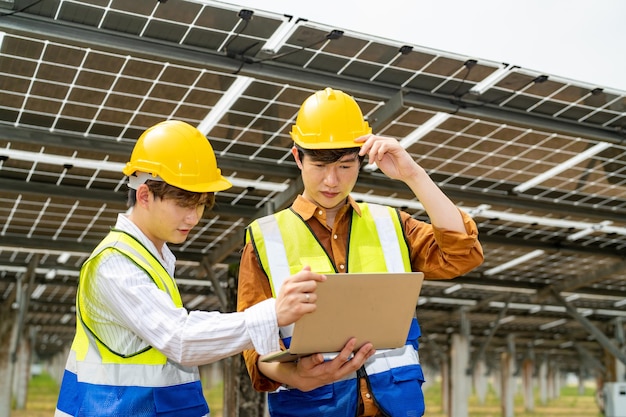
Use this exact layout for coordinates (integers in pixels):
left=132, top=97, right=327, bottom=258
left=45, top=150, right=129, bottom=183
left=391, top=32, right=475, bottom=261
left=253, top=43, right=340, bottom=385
left=0, top=0, right=625, bottom=374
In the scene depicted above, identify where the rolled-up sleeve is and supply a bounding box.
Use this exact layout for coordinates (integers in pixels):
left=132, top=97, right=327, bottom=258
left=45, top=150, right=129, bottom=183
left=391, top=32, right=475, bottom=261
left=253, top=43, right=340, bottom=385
left=404, top=209, right=484, bottom=279
left=244, top=298, right=280, bottom=355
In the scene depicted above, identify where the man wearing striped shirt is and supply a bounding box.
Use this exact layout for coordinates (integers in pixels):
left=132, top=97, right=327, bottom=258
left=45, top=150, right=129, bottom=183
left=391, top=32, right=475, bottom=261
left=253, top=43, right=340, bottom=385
left=55, top=120, right=325, bottom=417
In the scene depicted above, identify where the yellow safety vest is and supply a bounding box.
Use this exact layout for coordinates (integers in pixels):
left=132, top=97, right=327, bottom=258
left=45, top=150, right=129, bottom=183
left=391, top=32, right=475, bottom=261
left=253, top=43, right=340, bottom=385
left=56, top=229, right=208, bottom=417
left=246, top=202, right=411, bottom=296
left=246, top=202, right=425, bottom=417
left=74, top=229, right=182, bottom=364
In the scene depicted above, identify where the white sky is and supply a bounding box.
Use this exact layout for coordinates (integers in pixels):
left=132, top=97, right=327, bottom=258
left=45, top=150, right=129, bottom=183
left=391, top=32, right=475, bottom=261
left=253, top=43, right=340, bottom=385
left=221, top=0, right=626, bottom=92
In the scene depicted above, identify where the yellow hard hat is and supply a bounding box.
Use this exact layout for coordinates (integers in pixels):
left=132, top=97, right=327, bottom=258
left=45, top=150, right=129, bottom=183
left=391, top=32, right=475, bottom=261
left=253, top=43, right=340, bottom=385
left=290, top=87, right=372, bottom=149
left=122, top=120, right=232, bottom=192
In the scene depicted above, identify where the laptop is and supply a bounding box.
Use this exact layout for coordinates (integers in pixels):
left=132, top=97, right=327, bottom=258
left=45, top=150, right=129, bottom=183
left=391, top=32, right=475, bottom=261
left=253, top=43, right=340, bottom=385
left=260, top=271, right=424, bottom=363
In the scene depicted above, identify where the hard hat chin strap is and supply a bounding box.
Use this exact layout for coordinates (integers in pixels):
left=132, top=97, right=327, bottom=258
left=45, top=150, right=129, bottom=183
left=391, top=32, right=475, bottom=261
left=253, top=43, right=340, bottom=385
left=127, top=172, right=164, bottom=190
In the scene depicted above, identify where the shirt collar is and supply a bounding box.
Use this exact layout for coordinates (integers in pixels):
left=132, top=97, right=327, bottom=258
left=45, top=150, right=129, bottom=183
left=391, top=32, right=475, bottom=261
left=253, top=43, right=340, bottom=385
left=291, top=194, right=362, bottom=220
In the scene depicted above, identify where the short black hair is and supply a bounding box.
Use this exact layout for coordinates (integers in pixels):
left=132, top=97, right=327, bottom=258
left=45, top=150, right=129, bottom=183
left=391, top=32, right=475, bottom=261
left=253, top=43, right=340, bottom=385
left=127, top=180, right=215, bottom=210
left=294, top=144, right=365, bottom=165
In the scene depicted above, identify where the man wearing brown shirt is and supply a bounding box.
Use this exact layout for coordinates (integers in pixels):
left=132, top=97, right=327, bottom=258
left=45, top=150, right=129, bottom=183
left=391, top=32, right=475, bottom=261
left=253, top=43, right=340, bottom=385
left=237, top=88, right=484, bottom=417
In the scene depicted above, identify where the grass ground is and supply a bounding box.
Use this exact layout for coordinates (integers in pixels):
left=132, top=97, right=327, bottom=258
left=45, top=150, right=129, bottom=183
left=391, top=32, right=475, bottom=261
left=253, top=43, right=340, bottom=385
left=421, top=383, right=602, bottom=417
left=10, top=372, right=603, bottom=416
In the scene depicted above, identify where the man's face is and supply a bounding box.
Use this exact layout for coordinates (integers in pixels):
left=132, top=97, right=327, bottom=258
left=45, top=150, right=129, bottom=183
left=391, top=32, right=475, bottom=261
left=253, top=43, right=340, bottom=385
left=143, top=193, right=205, bottom=247
left=296, top=150, right=360, bottom=210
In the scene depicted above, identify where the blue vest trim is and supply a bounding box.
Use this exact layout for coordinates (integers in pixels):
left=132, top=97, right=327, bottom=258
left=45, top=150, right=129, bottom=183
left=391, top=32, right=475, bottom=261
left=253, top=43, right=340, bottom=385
left=56, top=369, right=209, bottom=417
left=283, top=336, right=292, bottom=348
left=267, top=319, right=425, bottom=417
left=368, top=365, right=425, bottom=416
left=268, top=378, right=358, bottom=417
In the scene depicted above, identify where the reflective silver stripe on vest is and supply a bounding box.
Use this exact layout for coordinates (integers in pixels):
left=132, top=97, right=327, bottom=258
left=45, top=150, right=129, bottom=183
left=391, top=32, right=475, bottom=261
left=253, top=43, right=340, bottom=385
left=256, top=214, right=290, bottom=291
left=368, top=204, right=404, bottom=273
left=364, top=345, right=420, bottom=375
left=68, top=349, right=199, bottom=387
left=256, top=215, right=295, bottom=339
left=275, top=366, right=357, bottom=391
left=276, top=346, right=421, bottom=393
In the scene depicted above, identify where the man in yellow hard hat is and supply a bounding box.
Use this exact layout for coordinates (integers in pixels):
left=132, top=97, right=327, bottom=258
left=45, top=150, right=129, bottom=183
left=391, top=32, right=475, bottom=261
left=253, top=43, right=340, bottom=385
left=55, top=120, right=325, bottom=417
left=237, top=88, right=484, bottom=416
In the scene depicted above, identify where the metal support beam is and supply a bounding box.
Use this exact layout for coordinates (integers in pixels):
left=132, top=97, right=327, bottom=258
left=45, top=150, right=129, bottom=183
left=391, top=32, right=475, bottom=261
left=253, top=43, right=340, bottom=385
left=2, top=255, right=38, bottom=417
left=615, top=317, right=626, bottom=346
left=367, top=90, right=405, bottom=131
left=2, top=123, right=625, bottom=223
left=0, top=177, right=257, bottom=218
left=11, top=254, right=39, bottom=363
left=0, top=177, right=126, bottom=204
left=550, top=288, right=626, bottom=366
left=201, top=259, right=228, bottom=311
left=264, top=176, right=304, bottom=214
left=0, top=0, right=14, bottom=10
left=536, top=259, right=626, bottom=300
left=1, top=14, right=623, bottom=146
left=467, top=295, right=512, bottom=374
left=573, top=341, right=606, bottom=375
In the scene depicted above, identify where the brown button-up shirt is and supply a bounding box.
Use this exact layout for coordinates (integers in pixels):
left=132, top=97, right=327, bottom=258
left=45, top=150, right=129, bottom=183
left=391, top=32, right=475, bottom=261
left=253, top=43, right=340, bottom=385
left=237, top=195, right=484, bottom=412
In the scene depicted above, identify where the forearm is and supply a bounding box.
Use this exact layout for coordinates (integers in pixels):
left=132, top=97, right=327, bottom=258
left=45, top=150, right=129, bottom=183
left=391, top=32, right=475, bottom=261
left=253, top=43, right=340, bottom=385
left=173, top=299, right=279, bottom=366
left=405, top=166, right=466, bottom=233
left=256, top=356, right=334, bottom=393
left=123, top=297, right=276, bottom=366
left=404, top=210, right=484, bottom=278
left=241, top=349, right=318, bottom=393
left=243, top=349, right=283, bottom=392
left=258, top=360, right=300, bottom=389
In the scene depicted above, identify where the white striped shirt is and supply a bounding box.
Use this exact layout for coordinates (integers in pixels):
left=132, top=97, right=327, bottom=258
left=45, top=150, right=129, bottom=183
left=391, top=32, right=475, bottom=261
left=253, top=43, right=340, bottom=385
left=80, top=213, right=280, bottom=367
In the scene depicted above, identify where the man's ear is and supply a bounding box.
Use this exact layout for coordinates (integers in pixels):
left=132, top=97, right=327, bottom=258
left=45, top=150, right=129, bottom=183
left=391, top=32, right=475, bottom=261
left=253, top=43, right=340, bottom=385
left=135, top=183, right=152, bottom=208
left=291, top=146, right=303, bottom=169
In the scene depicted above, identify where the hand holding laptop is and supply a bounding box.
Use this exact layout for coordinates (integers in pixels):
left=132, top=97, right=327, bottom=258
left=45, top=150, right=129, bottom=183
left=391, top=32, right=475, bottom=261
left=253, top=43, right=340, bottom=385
left=261, top=272, right=424, bottom=363
left=274, top=265, right=326, bottom=327
left=259, top=337, right=375, bottom=393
